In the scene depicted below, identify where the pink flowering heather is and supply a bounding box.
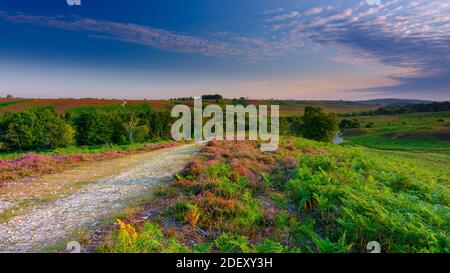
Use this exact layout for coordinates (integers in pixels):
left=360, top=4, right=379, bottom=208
left=0, top=141, right=183, bottom=185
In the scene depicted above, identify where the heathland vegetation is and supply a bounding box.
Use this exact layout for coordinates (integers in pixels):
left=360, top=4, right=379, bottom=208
left=99, top=138, right=449, bottom=253
left=0, top=98, right=448, bottom=253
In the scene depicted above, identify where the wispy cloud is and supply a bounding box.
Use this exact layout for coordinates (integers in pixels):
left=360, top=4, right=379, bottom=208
left=304, top=7, right=324, bottom=16
left=266, top=11, right=300, bottom=22
left=260, top=8, right=285, bottom=15
left=265, top=0, right=450, bottom=95
left=0, top=10, right=287, bottom=60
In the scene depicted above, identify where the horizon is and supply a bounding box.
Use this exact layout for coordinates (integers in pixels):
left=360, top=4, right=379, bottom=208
left=0, top=95, right=444, bottom=103
left=1, top=0, right=449, bottom=100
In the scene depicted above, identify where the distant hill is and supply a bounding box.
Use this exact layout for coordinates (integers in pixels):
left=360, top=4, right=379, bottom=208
left=357, top=98, right=432, bottom=106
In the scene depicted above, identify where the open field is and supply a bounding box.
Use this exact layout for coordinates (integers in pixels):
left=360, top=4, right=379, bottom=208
left=342, top=112, right=450, bottom=153
left=0, top=98, right=380, bottom=116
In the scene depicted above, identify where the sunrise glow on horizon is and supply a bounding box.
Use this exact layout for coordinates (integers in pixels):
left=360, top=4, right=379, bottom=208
left=0, top=0, right=449, bottom=100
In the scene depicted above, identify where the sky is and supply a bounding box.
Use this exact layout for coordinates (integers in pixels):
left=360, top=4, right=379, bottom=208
left=0, top=0, right=449, bottom=100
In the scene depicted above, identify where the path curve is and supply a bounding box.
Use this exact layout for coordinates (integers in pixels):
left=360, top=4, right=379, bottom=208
left=0, top=143, right=202, bottom=252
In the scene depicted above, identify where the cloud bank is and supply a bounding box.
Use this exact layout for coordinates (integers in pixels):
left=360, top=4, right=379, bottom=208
left=1, top=1, right=449, bottom=98
left=265, top=0, right=450, bottom=95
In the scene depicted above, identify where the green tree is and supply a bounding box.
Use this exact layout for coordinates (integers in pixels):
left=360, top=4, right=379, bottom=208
left=339, top=119, right=360, bottom=129
left=73, top=111, right=113, bottom=146
left=0, top=108, right=74, bottom=150
left=299, top=106, right=338, bottom=142
left=35, top=109, right=75, bottom=149
left=1, top=111, right=36, bottom=150
left=134, top=125, right=150, bottom=143
left=123, top=115, right=140, bottom=143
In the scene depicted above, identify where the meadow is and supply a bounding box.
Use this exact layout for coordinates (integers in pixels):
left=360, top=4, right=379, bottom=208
left=342, top=112, right=450, bottom=153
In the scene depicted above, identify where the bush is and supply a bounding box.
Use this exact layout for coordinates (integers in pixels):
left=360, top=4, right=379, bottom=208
left=299, top=106, right=338, bottom=142
left=254, top=239, right=287, bottom=253
left=0, top=108, right=74, bottom=150
left=104, top=219, right=189, bottom=253
left=365, top=122, right=375, bottom=128
left=339, top=119, right=360, bottom=129
left=214, top=234, right=251, bottom=253
left=72, top=111, right=113, bottom=145
left=134, top=125, right=150, bottom=143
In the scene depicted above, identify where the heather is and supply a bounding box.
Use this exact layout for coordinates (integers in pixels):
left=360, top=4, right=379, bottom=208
left=99, top=138, right=449, bottom=253
left=0, top=141, right=183, bottom=185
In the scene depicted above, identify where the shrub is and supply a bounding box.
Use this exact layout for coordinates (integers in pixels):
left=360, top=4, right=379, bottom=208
left=134, top=125, right=150, bottom=143
left=203, top=162, right=231, bottom=180
left=214, top=234, right=251, bottom=253
left=0, top=108, right=75, bottom=150
left=299, top=106, right=338, bottom=142
left=339, top=119, right=360, bottom=129
left=173, top=200, right=190, bottom=222
left=254, top=239, right=287, bottom=253
left=185, top=204, right=201, bottom=228
left=107, top=220, right=188, bottom=253
left=72, top=111, right=113, bottom=145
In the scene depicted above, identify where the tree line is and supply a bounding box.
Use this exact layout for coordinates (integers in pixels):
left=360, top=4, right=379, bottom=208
left=0, top=105, right=339, bottom=152
left=341, top=101, right=450, bottom=117
left=0, top=107, right=173, bottom=151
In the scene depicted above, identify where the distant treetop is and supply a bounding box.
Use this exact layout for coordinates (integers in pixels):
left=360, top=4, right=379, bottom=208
left=201, top=94, right=223, bottom=100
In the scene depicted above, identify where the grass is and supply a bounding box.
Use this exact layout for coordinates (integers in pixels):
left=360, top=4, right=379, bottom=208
left=343, top=112, right=450, bottom=153
left=97, top=138, right=449, bottom=253
left=346, top=134, right=450, bottom=153
left=0, top=139, right=172, bottom=160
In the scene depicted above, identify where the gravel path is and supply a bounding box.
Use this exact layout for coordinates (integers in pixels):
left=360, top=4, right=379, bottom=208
left=0, top=198, right=13, bottom=215
left=0, top=143, right=202, bottom=253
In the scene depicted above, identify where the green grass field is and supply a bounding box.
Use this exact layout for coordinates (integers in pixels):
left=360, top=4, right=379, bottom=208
left=343, top=112, right=450, bottom=153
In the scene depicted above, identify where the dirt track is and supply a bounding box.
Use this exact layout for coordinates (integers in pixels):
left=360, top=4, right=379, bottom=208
left=0, top=143, right=202, bottom=253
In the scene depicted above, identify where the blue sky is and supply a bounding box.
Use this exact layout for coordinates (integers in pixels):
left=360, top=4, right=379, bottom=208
left=0, top=0, right=449, bottom=100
